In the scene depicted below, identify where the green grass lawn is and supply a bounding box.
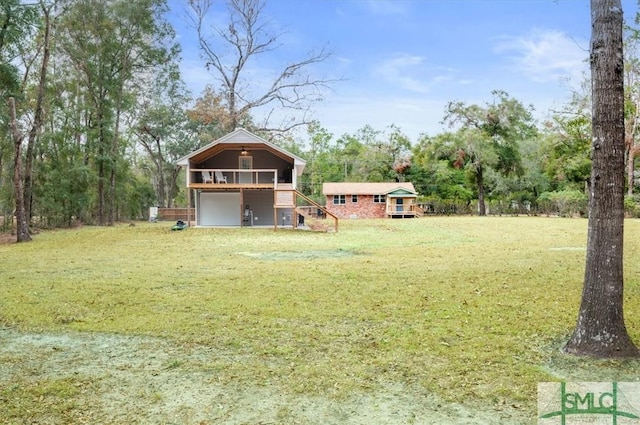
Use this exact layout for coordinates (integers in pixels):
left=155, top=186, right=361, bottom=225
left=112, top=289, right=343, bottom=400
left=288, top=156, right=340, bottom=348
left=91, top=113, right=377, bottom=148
left=2, top=216, right=640, bottom=422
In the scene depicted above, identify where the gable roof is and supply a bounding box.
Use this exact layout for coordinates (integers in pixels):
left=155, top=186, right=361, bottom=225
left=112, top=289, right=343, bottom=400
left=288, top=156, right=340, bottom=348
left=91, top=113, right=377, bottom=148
left=385, top=187, right=417, bottom=198
left=176, top=128, right=306, bottom=172
left=322, top=182, right=417, bottom=196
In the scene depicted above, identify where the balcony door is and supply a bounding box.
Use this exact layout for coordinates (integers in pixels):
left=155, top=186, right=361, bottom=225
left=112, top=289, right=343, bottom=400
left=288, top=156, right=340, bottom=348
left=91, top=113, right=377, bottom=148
left=239, top=156, right=253, bottom=183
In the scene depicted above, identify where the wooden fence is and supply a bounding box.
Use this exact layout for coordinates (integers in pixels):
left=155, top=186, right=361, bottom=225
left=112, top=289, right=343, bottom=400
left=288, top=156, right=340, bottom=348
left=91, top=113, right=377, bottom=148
left=157, top=208, right=194, bottom=222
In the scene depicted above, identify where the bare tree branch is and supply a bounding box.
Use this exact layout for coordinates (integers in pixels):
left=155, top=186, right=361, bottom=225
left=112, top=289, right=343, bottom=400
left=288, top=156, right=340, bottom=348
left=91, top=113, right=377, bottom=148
left=187, top=0, right=341, bottom=135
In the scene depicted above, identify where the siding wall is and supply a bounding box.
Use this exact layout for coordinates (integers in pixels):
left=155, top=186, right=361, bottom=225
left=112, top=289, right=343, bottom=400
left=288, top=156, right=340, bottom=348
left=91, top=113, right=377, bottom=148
left=324, top=195, right=386, bottom=219
left=243, top=189, right=276, bottom=226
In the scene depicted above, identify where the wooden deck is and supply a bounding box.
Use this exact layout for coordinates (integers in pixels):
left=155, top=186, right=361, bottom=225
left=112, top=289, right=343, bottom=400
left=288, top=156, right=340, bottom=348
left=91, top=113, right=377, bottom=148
left=191, top=168, right=281, bottom=189
left=385, top=205, right=424, bottom=218
left=190, top=182, right=276, bottom=190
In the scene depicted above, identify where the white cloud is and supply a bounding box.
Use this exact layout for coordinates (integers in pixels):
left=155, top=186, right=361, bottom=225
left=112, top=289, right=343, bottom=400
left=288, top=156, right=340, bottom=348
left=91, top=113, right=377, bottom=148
left=373, top=54, right=432, bottom=94
left=494, top=29, right=588, bottom=84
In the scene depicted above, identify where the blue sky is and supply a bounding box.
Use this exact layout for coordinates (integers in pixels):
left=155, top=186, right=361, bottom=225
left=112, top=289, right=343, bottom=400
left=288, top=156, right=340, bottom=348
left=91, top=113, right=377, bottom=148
left=167, top=0, right=640, bottom=142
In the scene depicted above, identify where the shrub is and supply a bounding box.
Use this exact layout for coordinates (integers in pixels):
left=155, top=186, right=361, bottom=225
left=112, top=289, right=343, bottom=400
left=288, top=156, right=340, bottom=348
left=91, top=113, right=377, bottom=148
left=625, top=195, right=640, bottom=218
left=417, top=196, right=473, bottom=215
left=537, top=190, right=588, bottom=217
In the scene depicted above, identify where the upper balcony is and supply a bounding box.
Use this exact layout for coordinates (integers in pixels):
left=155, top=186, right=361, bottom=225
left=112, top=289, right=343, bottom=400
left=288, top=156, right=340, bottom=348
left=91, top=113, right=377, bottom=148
left=189, top=168, right=291, bottom=190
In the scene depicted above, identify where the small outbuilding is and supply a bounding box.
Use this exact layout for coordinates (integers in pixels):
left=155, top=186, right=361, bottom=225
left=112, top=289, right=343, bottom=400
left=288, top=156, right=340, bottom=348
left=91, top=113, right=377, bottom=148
left=322, top=182, right=422, bottom=219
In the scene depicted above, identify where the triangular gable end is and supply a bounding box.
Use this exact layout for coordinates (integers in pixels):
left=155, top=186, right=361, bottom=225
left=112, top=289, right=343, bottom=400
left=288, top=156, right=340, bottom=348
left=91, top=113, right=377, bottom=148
left=385, top=187, right=417, bottom=197
left=176, top=128, right=306, bottom=171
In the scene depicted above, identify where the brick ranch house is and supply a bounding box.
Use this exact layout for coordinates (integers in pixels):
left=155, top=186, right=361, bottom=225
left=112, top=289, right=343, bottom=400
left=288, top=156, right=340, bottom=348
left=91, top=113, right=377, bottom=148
left=322, top=182, right=423, bottom=219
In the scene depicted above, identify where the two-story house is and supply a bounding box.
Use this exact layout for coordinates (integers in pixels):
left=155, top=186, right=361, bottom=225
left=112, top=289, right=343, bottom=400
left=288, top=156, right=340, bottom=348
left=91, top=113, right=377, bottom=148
left=177, top=128, right=336, bottom=230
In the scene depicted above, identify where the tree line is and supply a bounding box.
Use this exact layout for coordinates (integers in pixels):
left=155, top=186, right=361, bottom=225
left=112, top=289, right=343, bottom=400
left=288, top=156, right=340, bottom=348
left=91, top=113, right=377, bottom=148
left=292, top=12, right=640, bottom=219
left=3, top=0, right=640, bottom=238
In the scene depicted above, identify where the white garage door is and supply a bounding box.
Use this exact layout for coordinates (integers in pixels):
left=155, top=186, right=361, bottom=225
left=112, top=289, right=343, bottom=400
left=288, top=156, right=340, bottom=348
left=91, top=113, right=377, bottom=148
left=199, top=192, right=241, bottom=226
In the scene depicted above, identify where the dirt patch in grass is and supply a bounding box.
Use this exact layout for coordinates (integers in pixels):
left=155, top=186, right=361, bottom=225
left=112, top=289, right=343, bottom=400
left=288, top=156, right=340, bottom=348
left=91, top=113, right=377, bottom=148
left=0, top=233, right=15, bottom=245
left=239, top=249, right=356, bottom=261
left=0, top=328, right=521, bottom=424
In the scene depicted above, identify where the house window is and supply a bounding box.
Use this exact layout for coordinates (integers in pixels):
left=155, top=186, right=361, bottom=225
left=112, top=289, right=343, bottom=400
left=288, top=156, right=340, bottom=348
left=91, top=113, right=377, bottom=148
left=373, top=194, right=386, bottom=203
left=333, top=195, right=346, bottom=205
left=238, top=156, right=253, bottom=183
left=352, top=195, right=358, bottom=203
left=239, top=156, right=252, bottom=170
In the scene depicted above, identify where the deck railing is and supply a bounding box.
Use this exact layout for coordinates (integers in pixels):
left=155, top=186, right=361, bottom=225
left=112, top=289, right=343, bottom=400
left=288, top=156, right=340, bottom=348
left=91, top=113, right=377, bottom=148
left=386, top=204, right=424, bottom=217
left=191, top=169, right=279, bottom=186
left=273, top=188, right=338, bottom=232
left=292, top=191, right=339, bottom=232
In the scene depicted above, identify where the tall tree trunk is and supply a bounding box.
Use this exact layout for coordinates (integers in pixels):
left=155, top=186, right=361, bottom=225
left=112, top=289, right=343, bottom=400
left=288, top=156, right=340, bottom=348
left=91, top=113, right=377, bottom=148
left=7, top=97, right=32, bottom=242
left=24, top=3, right=52, bottom=222
left=108, top=102, right=122, bottom=225
left=167, top=166, right=181, bottom=208
left=108, top=160, right=116, bottom=224
left=564, top=0, right=638, bottom=358
left=627, top=147, right=636, bottom=196
left=155, top=136, right=166, bottom=208
left=97, top=121, right=106, bottom=225
left=228, top=90, right=237, bottom=132
left=476, top=164, right=486, bottom=216
left=157, top=165, right=166, bottom=208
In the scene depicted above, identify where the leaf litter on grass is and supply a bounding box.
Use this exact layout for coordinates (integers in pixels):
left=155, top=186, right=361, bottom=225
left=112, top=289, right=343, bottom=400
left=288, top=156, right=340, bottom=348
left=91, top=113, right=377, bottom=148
left=0, top=327, right=524, bottom=424
left=3, top=218, right=640, bottom=424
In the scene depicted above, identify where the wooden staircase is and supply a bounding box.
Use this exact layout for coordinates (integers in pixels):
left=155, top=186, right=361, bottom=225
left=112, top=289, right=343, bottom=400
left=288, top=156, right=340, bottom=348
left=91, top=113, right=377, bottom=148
left=274, top=188, right=338, bottom=232
left=414, top=205, right=424, bottom=218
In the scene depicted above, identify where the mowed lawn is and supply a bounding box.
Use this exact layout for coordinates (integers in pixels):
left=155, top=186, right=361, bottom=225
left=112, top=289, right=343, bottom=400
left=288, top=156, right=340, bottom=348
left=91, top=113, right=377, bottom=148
left=2, top=216, right=640, bottom=421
